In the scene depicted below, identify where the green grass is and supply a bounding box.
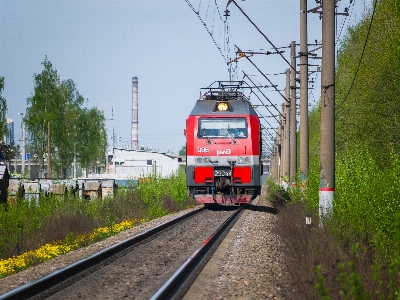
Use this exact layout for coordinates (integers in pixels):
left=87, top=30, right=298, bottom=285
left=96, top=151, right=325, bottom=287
left=0, top=169, right=196, bottom=263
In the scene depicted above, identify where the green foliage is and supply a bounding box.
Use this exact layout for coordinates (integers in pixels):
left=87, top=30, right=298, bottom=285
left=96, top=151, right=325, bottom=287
left=336, top=244, right=370, bottom=300
left=316, top=265, right=330, bottom=300
left=265, top=176, right=290, bottom=205
left=0, top=172, right=193, bottom=260
left=25, top=57, right=107, bottom=178
left=75, top=107, right=107, bottom=173
left=297, top=1, right=400, bottom=297
left=179, top=145, right=186, bottom=156
left=335, top=0, right=400, bottom=168
left=0, top=141, right=20, bottom=163
left=0, top=77, right=7, bottom=139
left=137, top=168, right=190, bottom=218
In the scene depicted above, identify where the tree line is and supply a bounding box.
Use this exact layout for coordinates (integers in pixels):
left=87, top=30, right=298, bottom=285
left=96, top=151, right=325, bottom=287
left=0, top=57, right=107, bottom=178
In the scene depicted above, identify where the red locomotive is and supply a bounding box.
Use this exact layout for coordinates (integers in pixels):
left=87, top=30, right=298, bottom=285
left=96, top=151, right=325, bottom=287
left=185, top=81, right=262, bottom=205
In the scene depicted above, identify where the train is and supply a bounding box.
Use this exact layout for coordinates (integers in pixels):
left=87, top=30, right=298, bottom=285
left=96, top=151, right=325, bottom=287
left=185, top=81, right=262, bottom=205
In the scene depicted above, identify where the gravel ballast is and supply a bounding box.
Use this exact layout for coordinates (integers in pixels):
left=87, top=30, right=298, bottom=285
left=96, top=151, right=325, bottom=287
left=184, top=191, right=298, bottom=300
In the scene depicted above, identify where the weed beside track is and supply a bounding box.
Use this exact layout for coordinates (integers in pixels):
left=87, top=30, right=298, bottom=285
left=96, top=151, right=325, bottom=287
left=0, top=170, right=197, bottom=278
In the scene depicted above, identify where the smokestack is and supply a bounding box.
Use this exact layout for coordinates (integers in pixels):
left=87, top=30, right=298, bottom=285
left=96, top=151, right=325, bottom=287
left=131, top=76, right=138, bottom=150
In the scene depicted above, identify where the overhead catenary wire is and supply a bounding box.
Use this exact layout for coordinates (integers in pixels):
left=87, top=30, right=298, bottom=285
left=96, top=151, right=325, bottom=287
left=185, top=0, right=240, bottom=80
left=242, top=72, right=283, bottom=119
left=236, top=45, right=288, bottom=103
left=336, top=0, right=356, bottom=47
left=336, top=0, right=378, bottom=110
left=185, top=0, right=230, bottom=65
left=227, top=0, right=295, bottom=72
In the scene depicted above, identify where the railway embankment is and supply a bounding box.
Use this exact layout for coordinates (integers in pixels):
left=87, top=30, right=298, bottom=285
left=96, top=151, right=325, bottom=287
left=267, top=176, right=400, bottom=299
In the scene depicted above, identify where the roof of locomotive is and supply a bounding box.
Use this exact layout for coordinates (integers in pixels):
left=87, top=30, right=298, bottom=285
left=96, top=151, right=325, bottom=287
left=189, top=91, right=258, bottom=116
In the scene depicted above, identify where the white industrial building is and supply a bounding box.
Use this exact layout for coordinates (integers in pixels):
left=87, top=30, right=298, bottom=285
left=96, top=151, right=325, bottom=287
left=109, top=149, right=182, bottom=178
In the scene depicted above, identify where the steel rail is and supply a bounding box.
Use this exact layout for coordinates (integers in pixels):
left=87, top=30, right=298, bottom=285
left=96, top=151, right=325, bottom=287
left=0, top=207, right=205, bottom=300
left=150, top=203, right=247, bottom=300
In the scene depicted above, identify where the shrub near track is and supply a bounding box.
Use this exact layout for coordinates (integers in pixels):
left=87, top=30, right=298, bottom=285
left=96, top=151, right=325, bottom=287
left=268, top=164, right=400, bottom=299
left=0, top=170, right=196, bottom=278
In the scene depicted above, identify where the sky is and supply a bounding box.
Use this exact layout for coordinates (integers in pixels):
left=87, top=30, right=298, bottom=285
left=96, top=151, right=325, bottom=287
left=0, top=0, right=370, bottom=155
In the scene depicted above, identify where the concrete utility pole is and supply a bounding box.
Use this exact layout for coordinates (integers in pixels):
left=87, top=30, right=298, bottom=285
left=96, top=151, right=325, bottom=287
left=271, top=149, right=276, bottom=180
left=47, top=121, right=51, bottom=178
left=277, top=118, right=283, bottom=182
left=131, top=77, right=139, bottom=150
left=22, top=122, right=25, bottom=175
left=17, top=112, right=25, bottom=175
left=320, top=0, right=335, bottom=218
left=284, top=72, right=290, bottom=180
left=300, top=0, right=309, bottom=180
left=290, top=41, right=297, bottom=183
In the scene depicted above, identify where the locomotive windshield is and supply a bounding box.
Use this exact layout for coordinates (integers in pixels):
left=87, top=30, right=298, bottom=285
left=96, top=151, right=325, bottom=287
left=198, top=118, right=248, bottom=138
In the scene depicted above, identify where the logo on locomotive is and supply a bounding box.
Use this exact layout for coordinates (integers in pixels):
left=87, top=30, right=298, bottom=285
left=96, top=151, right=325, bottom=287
left=216, top=149, right=231, bottom=156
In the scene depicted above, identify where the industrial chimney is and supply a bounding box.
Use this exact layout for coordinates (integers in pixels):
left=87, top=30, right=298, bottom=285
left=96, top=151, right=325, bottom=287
left=131, top=76, right=139, bottom=150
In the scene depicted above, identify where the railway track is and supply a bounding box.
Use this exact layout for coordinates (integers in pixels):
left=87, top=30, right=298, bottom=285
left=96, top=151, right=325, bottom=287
left=0, top=204, right=246, bottom=300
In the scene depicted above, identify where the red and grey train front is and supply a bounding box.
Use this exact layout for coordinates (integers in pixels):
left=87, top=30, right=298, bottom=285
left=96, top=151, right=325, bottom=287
left=185, top=93, right=262, bottom=204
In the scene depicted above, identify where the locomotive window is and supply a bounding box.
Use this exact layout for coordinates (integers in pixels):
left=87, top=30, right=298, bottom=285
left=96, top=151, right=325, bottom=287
left=198, top=118, right=248, bottom=138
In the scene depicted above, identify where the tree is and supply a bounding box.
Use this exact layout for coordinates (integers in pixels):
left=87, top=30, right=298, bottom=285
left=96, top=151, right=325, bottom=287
left=25, top=57, right=61, bottom=177
left=75, top=107, right=107, bottom=174
left=51, top=79, right=84, bottom=177
left=0, top=141, right=20, bottom=163
left=0, top=77, right=20, bottom=166
left=179, top=145, right=186, bottom=156
left=25, top=57, right=107, bottom=178
left=0, top=77, right=7, bottom=139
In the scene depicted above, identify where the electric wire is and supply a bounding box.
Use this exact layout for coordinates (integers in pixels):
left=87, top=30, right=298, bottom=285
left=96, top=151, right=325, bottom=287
left=185, top=0, right=229, bottom=64
left=228, top=0, right=295, bottom=72
left=336, top=0, right=378, bottom=109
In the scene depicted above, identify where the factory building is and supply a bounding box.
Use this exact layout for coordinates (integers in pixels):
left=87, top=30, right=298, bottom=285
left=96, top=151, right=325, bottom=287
left=5, top=118, right=14, bottom=145
left=108, top=149, right=181, bottom=178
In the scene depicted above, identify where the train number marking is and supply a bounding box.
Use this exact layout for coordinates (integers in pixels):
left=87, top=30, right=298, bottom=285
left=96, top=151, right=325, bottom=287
left=197, top=147, right=209, bottom=153
left=216, top=149, right=231, bottom=156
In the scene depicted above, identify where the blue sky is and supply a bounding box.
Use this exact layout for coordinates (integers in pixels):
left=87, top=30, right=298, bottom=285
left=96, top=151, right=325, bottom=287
left=0, top=0, right=369, bottom=154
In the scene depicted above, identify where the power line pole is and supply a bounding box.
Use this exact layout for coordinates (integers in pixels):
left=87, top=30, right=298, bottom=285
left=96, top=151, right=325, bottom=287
left=47, top=121, right=51, bottom=178
left=290, top=41, right=297, bottom=183
left=320, top=0, right=335, bottom=219
left=22, top=121, right=25, bottom=175
left=277, top=115, right=283, bottom=183
left=17, top=111, right=25, bottom=176
left=300, top=0, right=309, bottom=180
left=284, top=71, right=290, bottom=181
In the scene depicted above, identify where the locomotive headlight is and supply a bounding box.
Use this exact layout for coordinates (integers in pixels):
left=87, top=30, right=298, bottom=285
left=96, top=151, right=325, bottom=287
left=238, top=156, right=251, bottom=164
left=196, top=157, right=203, bottom=164
left=217, top=102, right=229, bottom=112
left=203, top=157, right=210, bottom=163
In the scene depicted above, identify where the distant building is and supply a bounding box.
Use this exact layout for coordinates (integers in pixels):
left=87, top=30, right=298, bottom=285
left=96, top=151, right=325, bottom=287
left=5, top=118, right=14, bottom=145
left=106, top=149, right=182, bottom=179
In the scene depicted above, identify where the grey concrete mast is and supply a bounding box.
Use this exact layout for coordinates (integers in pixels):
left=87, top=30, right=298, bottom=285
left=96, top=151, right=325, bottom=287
left=290, top=41, right=297, bottom=183
left=300, top=0, right=309, bottom=179
left=131, top=77, right=139, bottom=150
left=278, top=114, right=283, bottom=182
left=319, top=0, right=336, bottom=218
left=284, top=69, right=290, bottom=180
